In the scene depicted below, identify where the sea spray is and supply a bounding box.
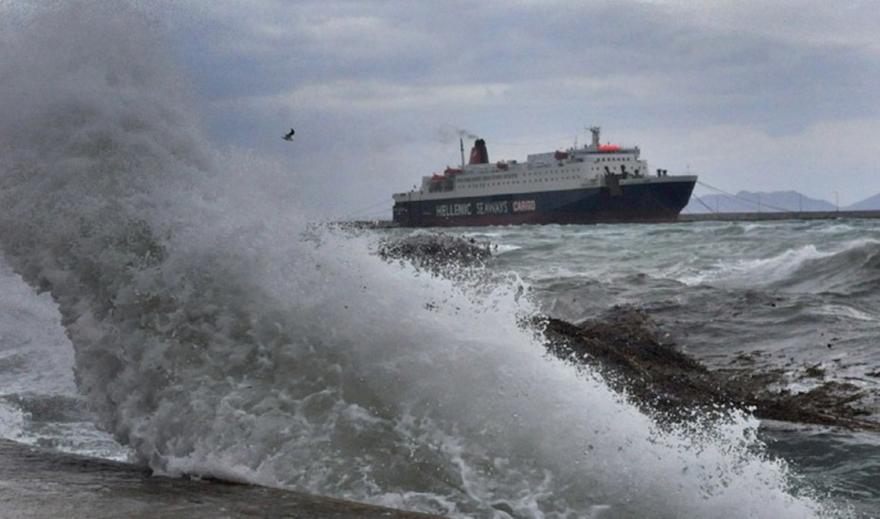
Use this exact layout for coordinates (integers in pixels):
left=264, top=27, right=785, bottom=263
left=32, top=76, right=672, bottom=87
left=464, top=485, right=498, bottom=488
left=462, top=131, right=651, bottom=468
left=0, top=250, right=130, bottom=459
left=0, top=2, right=839, bottom=517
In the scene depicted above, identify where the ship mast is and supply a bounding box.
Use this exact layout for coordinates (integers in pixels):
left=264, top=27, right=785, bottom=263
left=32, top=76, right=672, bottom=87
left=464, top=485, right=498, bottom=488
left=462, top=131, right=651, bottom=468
left=460, top=137, right=465, bottom=169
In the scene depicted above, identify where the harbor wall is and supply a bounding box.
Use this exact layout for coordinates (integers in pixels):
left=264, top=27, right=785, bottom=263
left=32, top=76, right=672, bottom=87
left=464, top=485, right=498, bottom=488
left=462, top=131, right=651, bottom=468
left=678, top=210, right=880, bottom=222
left=345, top=210, right=880, bottom=229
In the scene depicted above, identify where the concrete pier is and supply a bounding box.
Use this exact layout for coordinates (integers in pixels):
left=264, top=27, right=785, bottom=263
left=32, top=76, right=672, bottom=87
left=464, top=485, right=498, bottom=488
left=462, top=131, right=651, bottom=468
left=0, top=439, right=439, bottom=519
left=342, top=210, right=880, bottom=229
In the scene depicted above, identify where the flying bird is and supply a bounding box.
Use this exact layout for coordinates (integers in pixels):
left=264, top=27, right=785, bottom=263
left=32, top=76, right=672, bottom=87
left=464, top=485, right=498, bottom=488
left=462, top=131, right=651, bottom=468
left=283, top=128, right=295, bottom=141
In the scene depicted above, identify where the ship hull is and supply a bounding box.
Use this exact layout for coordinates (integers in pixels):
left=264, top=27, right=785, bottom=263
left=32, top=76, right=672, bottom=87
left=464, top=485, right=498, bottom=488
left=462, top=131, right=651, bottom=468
left=392, top=178, right=696, bottom=227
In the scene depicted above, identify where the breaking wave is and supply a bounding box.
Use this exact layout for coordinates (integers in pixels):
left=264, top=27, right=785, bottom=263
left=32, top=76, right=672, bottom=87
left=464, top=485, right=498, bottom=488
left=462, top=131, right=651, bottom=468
left=0, top=3, right=839, bottom=517
left=775, top=240, right=880, bottom=295
left=678, top=239, right=880, bottom=296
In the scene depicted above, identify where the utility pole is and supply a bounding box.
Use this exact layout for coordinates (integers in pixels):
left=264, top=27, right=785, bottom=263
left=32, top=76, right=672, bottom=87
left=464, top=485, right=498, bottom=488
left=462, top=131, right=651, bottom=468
left=833, top=190, right=839, bottom=212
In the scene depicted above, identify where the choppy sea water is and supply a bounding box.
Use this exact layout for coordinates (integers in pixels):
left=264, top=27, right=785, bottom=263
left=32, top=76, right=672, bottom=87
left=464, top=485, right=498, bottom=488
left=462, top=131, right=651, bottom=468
left=5, top=218, right=880, bottom=518
left=449, top=220, right=880, bottom=516
left=0, top=2, right=878, bottom=518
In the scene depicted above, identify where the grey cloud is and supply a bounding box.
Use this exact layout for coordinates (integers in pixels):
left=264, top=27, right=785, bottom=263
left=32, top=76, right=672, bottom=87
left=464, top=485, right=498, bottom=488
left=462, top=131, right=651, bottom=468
left=184, top=1, right=878, bottom=130
left=164, top=0, right=879, bottom=215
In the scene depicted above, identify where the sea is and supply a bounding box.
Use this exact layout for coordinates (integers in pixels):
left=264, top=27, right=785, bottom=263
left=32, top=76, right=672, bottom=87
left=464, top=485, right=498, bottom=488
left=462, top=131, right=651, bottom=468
left=1, top=3, right=879, bottom=519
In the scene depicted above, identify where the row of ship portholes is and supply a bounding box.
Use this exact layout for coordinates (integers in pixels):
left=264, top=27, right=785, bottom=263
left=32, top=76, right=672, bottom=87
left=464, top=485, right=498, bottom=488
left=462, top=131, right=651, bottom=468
left=460, top=176, right=580, bottom=189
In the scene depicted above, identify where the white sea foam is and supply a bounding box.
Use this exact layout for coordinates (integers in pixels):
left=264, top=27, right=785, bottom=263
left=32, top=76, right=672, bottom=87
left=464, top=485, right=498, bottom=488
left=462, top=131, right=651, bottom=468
left=676, top=244, right=832, bottom=287
left=0, top=402, right=25, bottom=441
left=0, top=256, right=131, bottom=459
left=0, top=261, right=76, bottom=396
left=0, top=2, right=842, bottom=517
left=673, top=239, right=880, bottom=291
left=811, top=304, right=877, bottom=322
left=493, top=243, right=523, bottom=254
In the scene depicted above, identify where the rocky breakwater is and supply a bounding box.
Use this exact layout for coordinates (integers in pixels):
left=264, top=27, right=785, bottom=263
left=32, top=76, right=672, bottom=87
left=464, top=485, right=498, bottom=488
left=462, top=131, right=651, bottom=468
left=543, top=308, right=880, bottom=432
left=378, top=233, right=492, bottom=277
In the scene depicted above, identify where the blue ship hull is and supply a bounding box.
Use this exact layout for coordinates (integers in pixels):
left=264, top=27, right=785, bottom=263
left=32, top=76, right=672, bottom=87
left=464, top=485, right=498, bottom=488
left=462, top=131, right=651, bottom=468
left=392, top=179, right=696, bottom=227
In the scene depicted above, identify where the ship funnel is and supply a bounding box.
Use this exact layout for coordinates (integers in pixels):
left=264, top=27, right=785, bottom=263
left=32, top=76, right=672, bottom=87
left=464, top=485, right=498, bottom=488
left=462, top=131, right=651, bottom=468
left=468, top=139, right=489, bottom=164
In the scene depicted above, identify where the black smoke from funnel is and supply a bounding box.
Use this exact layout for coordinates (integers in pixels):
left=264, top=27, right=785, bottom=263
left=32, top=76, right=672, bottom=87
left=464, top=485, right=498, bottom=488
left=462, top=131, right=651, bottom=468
left=469, top=139, right=489, bottom=164
left=458, top=129, right=480, bottom=141
left=435, top=128, right=479, bottom=144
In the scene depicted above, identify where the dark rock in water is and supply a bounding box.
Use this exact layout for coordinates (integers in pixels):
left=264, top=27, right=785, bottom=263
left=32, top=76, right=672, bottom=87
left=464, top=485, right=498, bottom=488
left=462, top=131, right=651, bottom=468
left=334, top=220, right=398, bottom=230
left=542, top=306, right=880, bottom=432
left=543, top=307, right=732, bottom=419
left=0, top=439, right=438, bottom=518
left=751, top=381, right=871, bottom=428
left=802, top=363, right=826, bottom=379
left=378, top=233, right=491, bottom=272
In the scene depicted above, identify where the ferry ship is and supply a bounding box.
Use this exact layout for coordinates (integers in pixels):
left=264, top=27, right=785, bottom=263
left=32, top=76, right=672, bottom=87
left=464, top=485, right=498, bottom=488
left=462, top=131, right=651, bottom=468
left=392, top=127, right=696, bottom=227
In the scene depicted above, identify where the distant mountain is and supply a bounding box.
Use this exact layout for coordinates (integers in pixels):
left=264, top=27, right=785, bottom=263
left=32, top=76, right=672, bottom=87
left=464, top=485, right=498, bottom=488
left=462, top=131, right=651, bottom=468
left=845, top=193, right=880, bottom=211
left=684, top=190, right=836, bottom=213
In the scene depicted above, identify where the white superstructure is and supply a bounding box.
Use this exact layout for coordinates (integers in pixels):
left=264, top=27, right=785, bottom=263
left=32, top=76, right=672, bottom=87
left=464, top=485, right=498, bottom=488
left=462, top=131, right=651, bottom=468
left=393, top=127, right=691, bottom=203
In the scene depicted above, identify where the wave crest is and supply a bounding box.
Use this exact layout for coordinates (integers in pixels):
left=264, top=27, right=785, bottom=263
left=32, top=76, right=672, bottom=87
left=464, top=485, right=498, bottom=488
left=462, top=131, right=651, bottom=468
left=676, top=239, right=880, bottom=296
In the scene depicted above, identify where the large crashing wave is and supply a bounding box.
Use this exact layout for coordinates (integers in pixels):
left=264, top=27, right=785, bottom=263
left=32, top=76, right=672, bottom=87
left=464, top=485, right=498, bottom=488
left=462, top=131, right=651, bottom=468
left=0, top=3, right=837, bottom=517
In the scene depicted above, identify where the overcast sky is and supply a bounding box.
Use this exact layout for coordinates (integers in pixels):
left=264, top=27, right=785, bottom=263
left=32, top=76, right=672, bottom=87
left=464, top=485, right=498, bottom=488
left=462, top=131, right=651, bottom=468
left=165, top=1, right=876, bottom=216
